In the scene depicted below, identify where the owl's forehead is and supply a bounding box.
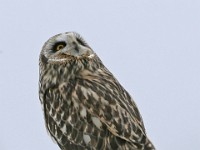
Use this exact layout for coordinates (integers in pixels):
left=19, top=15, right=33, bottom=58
left=44, top=32, right=74, bottom=49
left=55, top=32, right=74, bottom=41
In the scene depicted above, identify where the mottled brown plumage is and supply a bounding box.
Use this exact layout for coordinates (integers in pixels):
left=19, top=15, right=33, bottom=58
left=39, top=32, right=155, bottom=150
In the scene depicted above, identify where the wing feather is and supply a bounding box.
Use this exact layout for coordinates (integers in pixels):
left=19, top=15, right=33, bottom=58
left=73, top=69, right=148, bottom=144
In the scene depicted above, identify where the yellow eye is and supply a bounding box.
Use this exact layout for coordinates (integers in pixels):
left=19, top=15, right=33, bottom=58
left=53, top=42, right=66, bottom=51
left=56, top=44, right=65, bottom=51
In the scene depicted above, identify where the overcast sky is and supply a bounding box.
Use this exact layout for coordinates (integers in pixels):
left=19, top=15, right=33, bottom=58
left=0, top=0, right=200, bottom=150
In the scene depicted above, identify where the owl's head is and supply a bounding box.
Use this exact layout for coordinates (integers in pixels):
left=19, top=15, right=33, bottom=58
left=40, top=32, right=95, bottom=65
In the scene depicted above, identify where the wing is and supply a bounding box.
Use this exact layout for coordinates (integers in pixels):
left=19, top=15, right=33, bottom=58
left=73, top=69, right=148, bottom=145
left=40, top=79, right=113, bottom=149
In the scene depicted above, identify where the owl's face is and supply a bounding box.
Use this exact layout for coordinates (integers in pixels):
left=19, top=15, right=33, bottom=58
left=40, top=32, right=95, bottom=64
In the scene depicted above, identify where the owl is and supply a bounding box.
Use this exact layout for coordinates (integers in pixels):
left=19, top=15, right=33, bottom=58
left=39, top=32, right=155, bottom=150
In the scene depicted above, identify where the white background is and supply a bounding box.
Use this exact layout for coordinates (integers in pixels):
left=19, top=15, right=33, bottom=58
left=0, top=0, right=199, bottom=149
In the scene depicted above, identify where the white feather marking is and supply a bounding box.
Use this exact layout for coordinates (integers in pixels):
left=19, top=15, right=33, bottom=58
left=52, top=114, right=57, bottom=120
left=73, top=100, right=79, bottom=109
left=91, top=117, right=102, bottom=129
left=60, top=124, right=66, bottom=134
left=61, top=112, right=65, bottom=118
left=80, top=87, right=89, bottom=98
left=48, top=58, right=68, bottom=62
left=80, top=106, right=87, bottom=118
left=91, top=91, right=99, bottom=100
left=83, top=134, right=91, bottom=145
left=88, top=54, right=94, bottom=58
left=97, top=68, right=103, bottom=72
left=52, top=77, right=57, bottom=84
left=67, top=116, right=72, bottom=123
left=43, top=74, right=52, bottom=82
left=49, top=108, right=53, bottom=116
left=100, top=97, right=109, bottom=105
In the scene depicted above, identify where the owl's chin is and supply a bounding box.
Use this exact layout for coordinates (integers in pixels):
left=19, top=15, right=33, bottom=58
left=48, top=53, right=95, bottom=64
left=48, top=57, right=69, bottom=63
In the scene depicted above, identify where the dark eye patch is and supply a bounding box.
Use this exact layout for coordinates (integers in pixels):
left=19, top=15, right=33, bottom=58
left=52, top=41, right=66, bottom=52
left=40, top=54, right=48, bottom=64
left=76, top=38, right=87, bottom=46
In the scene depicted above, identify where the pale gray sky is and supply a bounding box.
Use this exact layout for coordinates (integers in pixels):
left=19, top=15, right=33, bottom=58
left=0, top=0, right=200, bottom=150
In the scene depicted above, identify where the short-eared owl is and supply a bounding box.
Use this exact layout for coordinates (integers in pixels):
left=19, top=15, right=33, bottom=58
left=39, top=32, right=155, bottom=150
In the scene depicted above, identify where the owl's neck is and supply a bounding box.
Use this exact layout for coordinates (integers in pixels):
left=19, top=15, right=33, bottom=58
left=39, top=56, right=104, bottom=88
